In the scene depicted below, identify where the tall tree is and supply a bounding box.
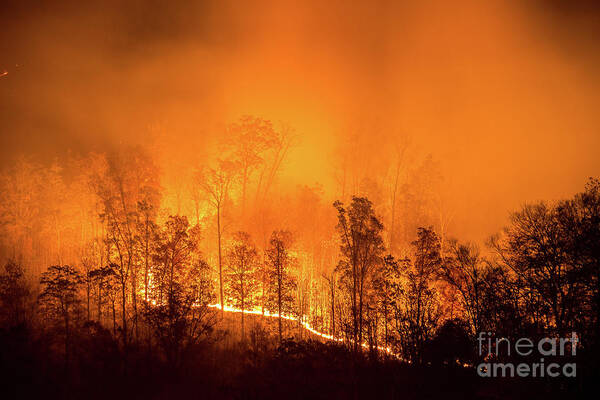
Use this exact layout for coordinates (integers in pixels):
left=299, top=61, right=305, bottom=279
left=440, top=240, right=485, bottom=335
left=322, top=270, right=337, bottom=338
left=197, top=160, right=237, bottom=318
left=39, top=265, right=83, bottom=369
left=92, top=147, right=160, bottom=344
left=144, top=215, right=215, bottom=365
left=333, top=197, right=384, bottom=352
left=151, top=216, right=198, bottom=302
left=556, top=178, right=600, bottom=343
left=379, top=254, right=410, bottom=354
left=373, top=255, right=403, bottom=350
left=136, top=200, right=159, bottom=304
left=88, top=264, right=118, bottom=328
left=265, top=230, right=297, bottom=343
left=225, top=231, right=259, bottom=341
left=491, top=203, right=587, bottom=336
left=405, top=227, right=442, bottom=363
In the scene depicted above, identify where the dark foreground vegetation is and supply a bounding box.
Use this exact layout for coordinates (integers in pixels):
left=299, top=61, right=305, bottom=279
left=0, top=322, right=578, bottom=400
left=0, top=286, right=597, bottom=400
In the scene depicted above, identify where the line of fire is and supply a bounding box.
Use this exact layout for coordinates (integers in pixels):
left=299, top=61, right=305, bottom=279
left=1, top=1, right=600, bottom=399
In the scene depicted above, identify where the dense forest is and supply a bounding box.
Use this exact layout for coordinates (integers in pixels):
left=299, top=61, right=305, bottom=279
left=1, top=116, right=599, bottom=399
left=3, top=1, right=600, bottom=398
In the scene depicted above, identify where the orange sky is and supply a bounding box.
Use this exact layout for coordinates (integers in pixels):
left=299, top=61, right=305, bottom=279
left=1, top=0, right=599, bottom=242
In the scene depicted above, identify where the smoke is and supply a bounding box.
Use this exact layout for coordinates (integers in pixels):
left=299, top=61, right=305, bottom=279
left=1, top=0, right=599, bottom=242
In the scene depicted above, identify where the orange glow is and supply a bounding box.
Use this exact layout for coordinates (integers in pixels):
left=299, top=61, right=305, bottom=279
left=1, top=1, right=599, bottom=246
left=2, top=4, right=599, bottom=399
left=207, top=303, right=401, bottom=359
left=0, top=0, right=598, bottom=375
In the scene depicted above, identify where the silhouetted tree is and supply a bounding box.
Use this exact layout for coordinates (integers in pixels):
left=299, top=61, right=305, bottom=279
left=477, top=264, right=524, bottom=339
left=396, top=227, right=443, bottom=363
left=226, top=231, right=259, bottom=341
left=144, top=215, right=215, bottom=365
left=556, top=178, right=600, bottom=344
left=265, top=230, right=297, bottom=343
left=333, top=196, right=384, bottom=351
left=143, top=281, right=215, bottom=366
left=491, top=203, right=587, bottom=336
left=88, top=264, right=119, bottom=331
left=198, top=160, right=237, bottom=318
left=91, top=147, right=161, bottom=344
left=373, top=255, right=404, bottom=350
left=0, top=260, right=30, bottom=328
left=136, top=200, right=160, bottom=304
left=39, top=265, right=83, bottom=368
left=81, top=249, right=95, bottom=321
left=440, top=240, right=485, bottom=335
left=383, top=254, right=411, bottom=357
left=322, top=270, right=338, bottom=338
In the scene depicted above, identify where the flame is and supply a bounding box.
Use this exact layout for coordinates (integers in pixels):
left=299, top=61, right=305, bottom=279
left=207, top=303, right=403, bottom=360
left=0, top=71, right=8, bottom=78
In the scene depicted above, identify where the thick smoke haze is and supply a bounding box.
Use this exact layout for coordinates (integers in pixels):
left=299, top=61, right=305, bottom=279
left=1, top=0, right=599, bottom=242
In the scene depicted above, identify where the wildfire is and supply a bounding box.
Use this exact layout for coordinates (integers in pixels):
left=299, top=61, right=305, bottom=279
left=207, top=303, right=402, bottom=360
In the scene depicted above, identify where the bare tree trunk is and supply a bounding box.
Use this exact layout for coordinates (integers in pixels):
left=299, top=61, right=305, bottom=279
left=217, top=204, right=224, bottom=319
left=144, top=216, right=150, bottom=302
left=241, top=274, right=245, bottom=342
left=86, top=279, right=91, bottom=320
left=328, top=276, right=336, bottom=338
left=121, top=276, right=127, bottom=345
left=97, top=280, right=102, bottom=322
left=132, top=272, right=138, bottom=341
left=384, top=298, right=388, bottom=348
left=112, top=299, right=116, bottom=335
left=278, top=252, right=283, bottom=344
left=352, top=264, right=358, bottom=353
left=358, top=278, right=364, bottom=348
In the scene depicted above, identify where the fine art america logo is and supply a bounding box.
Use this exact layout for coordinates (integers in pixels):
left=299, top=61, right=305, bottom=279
left=476, top=332, right=578, bottom=378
